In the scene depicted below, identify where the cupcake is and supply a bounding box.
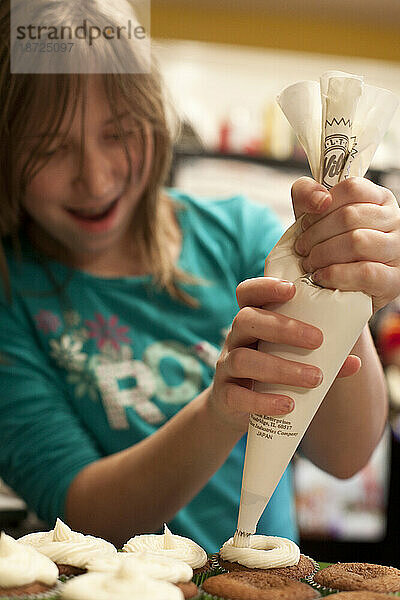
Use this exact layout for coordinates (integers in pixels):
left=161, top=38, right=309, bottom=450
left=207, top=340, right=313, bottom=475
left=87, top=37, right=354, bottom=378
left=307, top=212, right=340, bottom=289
left=86, top=552, right=198, bottom=599
left=312, top=563, right=400, bottom=594
left=122, top=524, right=210, bottom=574
left=0, top=531, right=59, bottom=599
left=217, top=535, right=317, bottom=579
left=60, top=562, right=184, bottom=600
left=202, top=571, right=319, bottom=600
left=18, top=518, right=116, bottom=577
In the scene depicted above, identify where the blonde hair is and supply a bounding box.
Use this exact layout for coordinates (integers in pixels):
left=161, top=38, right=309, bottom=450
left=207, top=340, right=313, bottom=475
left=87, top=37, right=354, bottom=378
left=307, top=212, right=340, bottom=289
left=0, top=0, right=200, bottom=306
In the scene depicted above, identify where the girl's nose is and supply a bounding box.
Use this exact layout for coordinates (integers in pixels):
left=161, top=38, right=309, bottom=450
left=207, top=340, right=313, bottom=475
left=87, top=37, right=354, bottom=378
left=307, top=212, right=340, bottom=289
left=74, top=146, right=117, bottom=200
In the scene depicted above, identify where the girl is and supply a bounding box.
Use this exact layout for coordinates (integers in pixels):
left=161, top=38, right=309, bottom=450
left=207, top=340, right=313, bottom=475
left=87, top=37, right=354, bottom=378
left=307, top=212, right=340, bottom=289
left=0, top=0, right=398, bottom=551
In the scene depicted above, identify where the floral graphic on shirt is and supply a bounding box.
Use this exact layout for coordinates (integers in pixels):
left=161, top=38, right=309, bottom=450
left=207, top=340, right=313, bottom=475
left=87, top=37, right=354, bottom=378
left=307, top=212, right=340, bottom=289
left=69, top=327, right=90, bottom=345
left=67, top=356, right=98, bottom=401
left=49, top=335, right=87, bottom=371
left=63, top=310, right=81, bottom=328
left=85, top=313, right=131, bottom=351
left=34, top=310, right=61, bottom=334
left=96, top=341, right=133, bottom=364
left=40, top=308, right=227, bottom=429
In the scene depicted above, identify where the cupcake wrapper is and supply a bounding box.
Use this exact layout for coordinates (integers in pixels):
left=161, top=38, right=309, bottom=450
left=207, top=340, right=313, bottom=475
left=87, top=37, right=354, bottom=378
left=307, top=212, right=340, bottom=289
left=199, top=593, right=225, bottom=600
left=303, top=580, right=339, bottom=597
left=301, top=555, right=321, bottom=581
left=192, top=561, right=227, bottom=587
left=209, top=555, right=221, bottom=571
left=307, top=581, right=400, bottom=597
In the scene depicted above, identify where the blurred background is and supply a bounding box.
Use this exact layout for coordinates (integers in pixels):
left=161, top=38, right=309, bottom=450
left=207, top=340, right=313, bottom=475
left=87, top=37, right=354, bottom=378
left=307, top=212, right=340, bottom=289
left=2, top=0, right=400, bottom=566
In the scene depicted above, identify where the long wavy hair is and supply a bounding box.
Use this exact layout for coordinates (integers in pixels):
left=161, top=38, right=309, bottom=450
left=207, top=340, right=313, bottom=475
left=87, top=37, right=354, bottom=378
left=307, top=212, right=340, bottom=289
left=0, top=0, right=200, bottom=306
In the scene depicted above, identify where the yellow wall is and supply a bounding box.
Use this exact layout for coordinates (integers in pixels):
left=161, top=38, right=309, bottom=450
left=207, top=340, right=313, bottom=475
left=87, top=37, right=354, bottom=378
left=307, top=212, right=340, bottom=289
left=151, top=3, right=400, bottom=62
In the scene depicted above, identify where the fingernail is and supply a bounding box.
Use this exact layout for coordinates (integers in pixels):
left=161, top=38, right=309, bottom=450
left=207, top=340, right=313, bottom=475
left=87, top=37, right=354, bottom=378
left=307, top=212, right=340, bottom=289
left=315, top=193, right=331, bottom=211
left=277, top=398, right=294, bottom=414
left=295, top=238, right=306, bottom=256
left=301, top=215, right=311, bottom=231
left=305, top=328, right=323, bottom=348
left=304, top=368, right=323, bottom=387
left=312, top=271, right=321, bottom=284
left=278, top=280, right=294, bottom=293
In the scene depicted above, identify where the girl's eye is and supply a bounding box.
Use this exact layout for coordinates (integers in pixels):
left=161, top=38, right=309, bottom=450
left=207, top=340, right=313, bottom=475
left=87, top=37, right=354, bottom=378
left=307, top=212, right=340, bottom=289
left=108, top=130, right=134, bottom=140
left=43, top=145, right=67, bottom=157
left=41, top=131, right=135, bottom=157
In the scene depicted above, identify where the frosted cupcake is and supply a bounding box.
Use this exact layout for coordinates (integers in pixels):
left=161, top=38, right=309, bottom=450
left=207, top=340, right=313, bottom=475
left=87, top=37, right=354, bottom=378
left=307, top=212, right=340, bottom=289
left=0, top=532, right=59, bottom=600
left=217, top=535, right=318, bottom=579
left=18, top=518, right=116, bottom=577
left=122, top=524, right=209, bottom=575
left=61, top=562, right=184, bottom=600
left=86, top=552, right=198, bottom=599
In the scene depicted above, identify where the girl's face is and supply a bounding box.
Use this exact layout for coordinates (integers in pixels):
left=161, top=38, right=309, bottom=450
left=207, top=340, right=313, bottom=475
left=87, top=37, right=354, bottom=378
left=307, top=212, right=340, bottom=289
left=22, top=76, right=152, bottom=267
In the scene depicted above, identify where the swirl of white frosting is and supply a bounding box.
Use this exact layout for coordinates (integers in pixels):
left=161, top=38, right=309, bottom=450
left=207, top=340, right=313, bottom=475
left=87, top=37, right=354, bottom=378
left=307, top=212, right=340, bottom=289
left=87, top=551, right=193, bottom=583
left=18, top=518, right=116, bottom=568
left=220, top=535, right=300, bottom=569
left=0, top=532, right=58, bottom=588
left=122, top=525, right=207, bottom=569
left=61, top=564, right=184, bottom=600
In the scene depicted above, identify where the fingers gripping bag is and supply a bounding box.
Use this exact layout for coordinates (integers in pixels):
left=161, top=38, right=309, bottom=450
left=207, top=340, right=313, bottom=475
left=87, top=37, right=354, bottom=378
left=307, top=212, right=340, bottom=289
left=234, top=71, right=399, bottom=546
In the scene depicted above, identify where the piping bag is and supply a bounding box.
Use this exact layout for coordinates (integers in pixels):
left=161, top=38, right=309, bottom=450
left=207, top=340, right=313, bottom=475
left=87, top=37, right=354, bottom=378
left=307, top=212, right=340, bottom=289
left=233, top=71, right=399, bottom=547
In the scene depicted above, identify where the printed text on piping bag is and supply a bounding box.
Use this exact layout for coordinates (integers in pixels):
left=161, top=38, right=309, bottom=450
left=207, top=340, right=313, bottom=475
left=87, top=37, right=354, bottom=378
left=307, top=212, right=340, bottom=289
left=233, top=71, right=399, bottom=548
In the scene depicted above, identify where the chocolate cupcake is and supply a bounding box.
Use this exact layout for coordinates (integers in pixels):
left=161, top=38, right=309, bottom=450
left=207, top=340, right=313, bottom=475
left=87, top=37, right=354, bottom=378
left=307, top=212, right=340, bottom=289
left=312, top=563, right=400, bottom=594
left=122, top=524, right=210, bottom=575
left=18, top=518, right=116, bottom=577
left=217, top=535, right=318, bottom=580
left=0, top=532, right=59, bottom=600
left=202, top=571, right=320, bottom=599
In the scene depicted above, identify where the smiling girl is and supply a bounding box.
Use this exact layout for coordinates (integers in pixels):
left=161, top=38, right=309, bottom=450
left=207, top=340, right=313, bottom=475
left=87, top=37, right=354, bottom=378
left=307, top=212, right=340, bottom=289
left=0, top=0, right=397, bottom=551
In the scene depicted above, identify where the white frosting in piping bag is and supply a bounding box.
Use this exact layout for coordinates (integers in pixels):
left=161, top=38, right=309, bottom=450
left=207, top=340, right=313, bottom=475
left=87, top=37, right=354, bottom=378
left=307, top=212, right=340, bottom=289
left=220, top=535, right=300, bottom=569
left=18, top=518, right=116, bottom=568
left=123, top=524, right=207, bottom=569
left=0, top=532, right=58, bottom=588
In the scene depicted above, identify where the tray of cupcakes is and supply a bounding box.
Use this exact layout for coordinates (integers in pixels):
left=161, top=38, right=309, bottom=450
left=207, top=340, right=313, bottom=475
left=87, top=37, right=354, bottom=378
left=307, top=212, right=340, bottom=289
left=1, top=519, right=400, bottom=600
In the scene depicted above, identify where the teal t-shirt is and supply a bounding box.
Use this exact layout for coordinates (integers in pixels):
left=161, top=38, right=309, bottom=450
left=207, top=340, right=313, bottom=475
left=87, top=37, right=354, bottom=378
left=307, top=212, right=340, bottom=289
left=0, top=190, right=298, bottom=552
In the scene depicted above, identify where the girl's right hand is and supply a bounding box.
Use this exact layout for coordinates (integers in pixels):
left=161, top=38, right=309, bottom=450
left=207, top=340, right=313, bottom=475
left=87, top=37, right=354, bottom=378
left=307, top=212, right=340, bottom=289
left=209, top=276, right=359, bottom=433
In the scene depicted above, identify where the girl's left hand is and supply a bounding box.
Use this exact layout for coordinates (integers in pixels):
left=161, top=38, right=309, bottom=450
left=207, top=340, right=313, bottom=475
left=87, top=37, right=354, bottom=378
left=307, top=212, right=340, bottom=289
left=292, top=176, right=400, bottom=313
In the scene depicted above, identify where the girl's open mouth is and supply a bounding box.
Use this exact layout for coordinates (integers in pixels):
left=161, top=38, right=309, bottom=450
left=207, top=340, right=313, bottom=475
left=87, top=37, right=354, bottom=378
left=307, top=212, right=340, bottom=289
left=66, top=197, right=121, bottom=233
left=67, top=198, right=119, bottom=221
